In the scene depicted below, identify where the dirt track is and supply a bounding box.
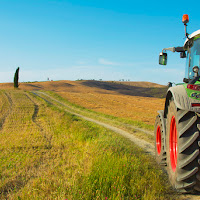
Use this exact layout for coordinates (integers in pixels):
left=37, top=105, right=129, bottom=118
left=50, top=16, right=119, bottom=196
left=32, top=91, right=200, bottom=200
left=32, top=91, right=154, bottom=153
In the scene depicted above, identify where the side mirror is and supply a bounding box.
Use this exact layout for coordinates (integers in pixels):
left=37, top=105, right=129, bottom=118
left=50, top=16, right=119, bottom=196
left=159, top=53, right=167, bottom=65
left=167, top=82, right=172, bottom=88
left=180, top=51, right=186, bottom=58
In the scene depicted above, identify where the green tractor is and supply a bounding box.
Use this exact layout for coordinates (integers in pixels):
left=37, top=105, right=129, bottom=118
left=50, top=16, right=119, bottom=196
left=155, top=14, right=200, bottom=193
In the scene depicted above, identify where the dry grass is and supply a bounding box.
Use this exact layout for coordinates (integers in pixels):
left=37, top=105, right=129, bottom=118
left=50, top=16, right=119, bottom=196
left=0, top=80, right=166, bottom=125
left=0, top=89, right=176, bottom=199
left=59, top=92, right=164, bottom=125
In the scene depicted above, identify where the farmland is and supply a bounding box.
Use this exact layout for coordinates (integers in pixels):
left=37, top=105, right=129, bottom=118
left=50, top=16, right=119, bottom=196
left=0, top=81, right=178, bottom=199
left=0, top=80, right=167, bottom=126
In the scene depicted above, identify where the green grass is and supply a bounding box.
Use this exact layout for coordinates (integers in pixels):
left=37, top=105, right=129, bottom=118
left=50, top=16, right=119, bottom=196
left=0, top=90, right=176, bottom=199
left=66, top=132, right=174, bottom=200
left=133, top=132, right=154, bottom=144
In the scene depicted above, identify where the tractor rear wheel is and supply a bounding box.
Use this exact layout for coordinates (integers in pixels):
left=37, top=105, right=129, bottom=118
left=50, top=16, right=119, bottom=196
left=154, top=114, right=166, bottom=165
left=166, top=100, right=200, bottom=193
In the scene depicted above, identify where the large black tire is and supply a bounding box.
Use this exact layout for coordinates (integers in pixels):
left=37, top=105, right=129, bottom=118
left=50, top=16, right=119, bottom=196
left=154, top=114, right=166, bottom=165
left=166, top=100, right=200, bottom=193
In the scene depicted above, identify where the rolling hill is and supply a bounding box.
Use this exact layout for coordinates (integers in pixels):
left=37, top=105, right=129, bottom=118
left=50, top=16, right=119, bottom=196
left=0, top=80, right=167, bottom=125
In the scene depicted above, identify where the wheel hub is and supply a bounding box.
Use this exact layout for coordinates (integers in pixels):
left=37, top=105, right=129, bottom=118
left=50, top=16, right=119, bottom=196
left=170, top=116, right=177, bottom=172
left=156, top=125, right=161, bottom=155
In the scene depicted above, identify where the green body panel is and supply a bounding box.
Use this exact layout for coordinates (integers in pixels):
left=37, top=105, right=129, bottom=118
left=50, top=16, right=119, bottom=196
left=193, top=36, right=200, bottom=40
left=183, top=82, right=200, bottom=100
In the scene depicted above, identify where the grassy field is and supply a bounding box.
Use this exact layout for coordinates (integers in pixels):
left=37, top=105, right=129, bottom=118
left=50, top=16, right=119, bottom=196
left=0, top=89, right=176, bottom=199
left=0, top=80, right=166, bottom=125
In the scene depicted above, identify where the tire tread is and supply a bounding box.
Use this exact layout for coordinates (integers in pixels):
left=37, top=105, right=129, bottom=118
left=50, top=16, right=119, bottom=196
left=166, top=100, right=200, bottom=193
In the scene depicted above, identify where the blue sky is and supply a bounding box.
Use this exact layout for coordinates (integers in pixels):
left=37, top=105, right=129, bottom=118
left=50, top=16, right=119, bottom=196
left=0, top=0, right=200, bottom=84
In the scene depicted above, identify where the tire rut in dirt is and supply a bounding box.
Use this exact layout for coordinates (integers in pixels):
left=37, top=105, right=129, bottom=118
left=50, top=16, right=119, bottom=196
left=25, top=93, right=52, bottom=149
left=4, top=91, right=13, bottom=107
left=0, top=91, right=13, bottom=130
left=24, top=93, right=40, bottom=124
left=166, top=100, right=200, bottom=193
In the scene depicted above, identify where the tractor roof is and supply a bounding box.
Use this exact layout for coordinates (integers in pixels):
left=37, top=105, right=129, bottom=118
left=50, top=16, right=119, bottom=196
left=184, top=29, right=200, bottom=48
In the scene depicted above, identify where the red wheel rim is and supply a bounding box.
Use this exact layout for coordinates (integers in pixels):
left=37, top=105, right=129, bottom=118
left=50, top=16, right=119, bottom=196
left=170, top=116, right=177, bottom=172
left=156, top=125, right=161, bottom=155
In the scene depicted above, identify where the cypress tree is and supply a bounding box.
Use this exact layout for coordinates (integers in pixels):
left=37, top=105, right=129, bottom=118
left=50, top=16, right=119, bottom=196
left=14, top=67, right=20, bottom=88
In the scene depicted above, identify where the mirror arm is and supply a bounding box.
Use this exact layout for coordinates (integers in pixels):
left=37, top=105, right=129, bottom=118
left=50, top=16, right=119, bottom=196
left=175, top=46, right=185, bottom=52
left=162, top=47, right=175, bottom=53
left=161, top=46, right=185, bottom=54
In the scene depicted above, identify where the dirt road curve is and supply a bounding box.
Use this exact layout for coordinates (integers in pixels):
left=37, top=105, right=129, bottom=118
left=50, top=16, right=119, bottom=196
left=32, top=91, right=154, bottom=154
left=32, top=91, right=200, bottom=200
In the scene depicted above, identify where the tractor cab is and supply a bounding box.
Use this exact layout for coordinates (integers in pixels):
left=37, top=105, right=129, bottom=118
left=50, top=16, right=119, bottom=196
left=184, top=31, right=200, bottom=81
left=159, top=14, right=200, bottom=84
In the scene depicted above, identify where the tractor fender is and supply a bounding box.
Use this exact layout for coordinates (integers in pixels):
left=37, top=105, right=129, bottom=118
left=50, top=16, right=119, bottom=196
left=164, top=85, right=200, bottom=118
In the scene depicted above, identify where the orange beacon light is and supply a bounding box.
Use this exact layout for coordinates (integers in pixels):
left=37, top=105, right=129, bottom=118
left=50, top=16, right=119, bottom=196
left=182, top=14, right=189, bottom=24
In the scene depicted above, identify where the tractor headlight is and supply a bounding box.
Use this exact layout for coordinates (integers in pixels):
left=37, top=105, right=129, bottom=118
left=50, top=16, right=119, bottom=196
left=191, top=93, right=197, bottom=97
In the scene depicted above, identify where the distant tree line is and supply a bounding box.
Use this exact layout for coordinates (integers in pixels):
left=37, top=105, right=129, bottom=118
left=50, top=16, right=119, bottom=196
left=76, top=79, right=131, bottom=82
